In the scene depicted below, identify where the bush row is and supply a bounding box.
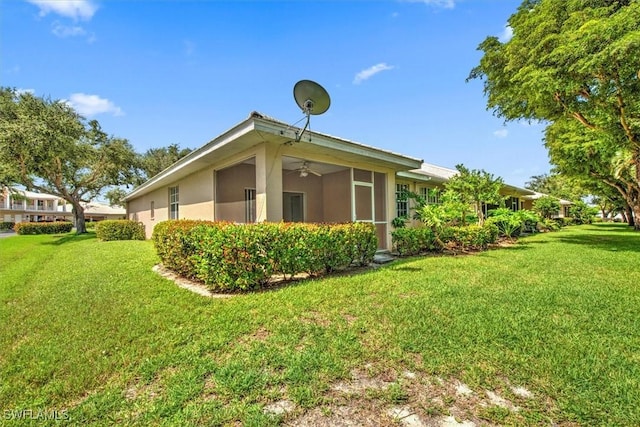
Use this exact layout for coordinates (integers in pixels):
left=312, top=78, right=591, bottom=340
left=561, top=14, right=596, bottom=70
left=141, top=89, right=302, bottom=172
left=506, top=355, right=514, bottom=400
left=95, top=220, right=145, bottom=241
left=392, top=222, right=499, bottom=255
left=14, top=221, right=73, bottom=235
left=0, top=222, right=15, bottom=231
left=152, top=220, right=378, bottom=292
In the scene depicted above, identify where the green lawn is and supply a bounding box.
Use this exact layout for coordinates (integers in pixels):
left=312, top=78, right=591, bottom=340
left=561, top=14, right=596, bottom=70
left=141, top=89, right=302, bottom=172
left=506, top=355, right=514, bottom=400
left=1, top=224, right=639, bottom=426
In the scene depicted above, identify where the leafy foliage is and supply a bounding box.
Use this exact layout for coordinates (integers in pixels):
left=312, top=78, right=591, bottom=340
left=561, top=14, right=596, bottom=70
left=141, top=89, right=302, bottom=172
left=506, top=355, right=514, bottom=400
left=470, top=0, right=640, bottom=229
left=442, top=164, right=504, bottom=225
left=532, top=196, right=561, bottom=219
left=137, top=143, right=192, bottom=183
left=152, top=221, right=377, bottom=292
left=14, top=222, right=73, bottom=235
left=568, top=201, right=598, bottom=225
left=391, top=227, right=435, bottom=256
left=0, top=88, right=139, bottom=233
left=95, top=220, right=145, bottom=241
left=0, top=222, right=14, bottom=231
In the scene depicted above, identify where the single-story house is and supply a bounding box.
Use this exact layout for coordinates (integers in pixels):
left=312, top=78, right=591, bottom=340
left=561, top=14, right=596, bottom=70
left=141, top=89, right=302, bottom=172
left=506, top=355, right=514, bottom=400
left=124, top=112, right=537, bottom=250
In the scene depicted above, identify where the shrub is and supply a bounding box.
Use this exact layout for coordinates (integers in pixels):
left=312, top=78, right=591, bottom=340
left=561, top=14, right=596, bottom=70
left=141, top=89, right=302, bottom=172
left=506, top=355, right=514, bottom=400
left=95, top=220, right=145, bottom=241
left=391, top=227, right=435, bottom=256
left=0, top=222, right=15, bottom=231
left=532, top=196, right=561, bottom=219
left=152, top=220, right=377, bottom=292
left=486, top=208, right=540, bottom=238
left=443, top=223, right=499, bottom=251
left=14, top=222, right=73, bottom=235
left=568, top=201, right=597, bottom=225
left=537, top=218, right=560, bottom=232
left=487, top=208, right=523, bottom=238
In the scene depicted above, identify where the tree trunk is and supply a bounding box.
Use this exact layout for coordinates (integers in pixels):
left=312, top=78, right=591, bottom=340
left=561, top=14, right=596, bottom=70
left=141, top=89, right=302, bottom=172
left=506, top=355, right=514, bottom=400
left=631, top=204, right=639, bottom=230
left=71, top=201, right=87, bottom=234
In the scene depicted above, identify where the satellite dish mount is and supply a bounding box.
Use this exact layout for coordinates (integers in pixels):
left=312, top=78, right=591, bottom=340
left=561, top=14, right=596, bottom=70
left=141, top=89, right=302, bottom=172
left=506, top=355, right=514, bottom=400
left=292, top=80, right=331, bottom=142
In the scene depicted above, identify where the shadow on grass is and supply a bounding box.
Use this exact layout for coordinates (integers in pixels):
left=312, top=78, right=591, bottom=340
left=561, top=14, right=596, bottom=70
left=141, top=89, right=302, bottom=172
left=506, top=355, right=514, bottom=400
left=555, top=234, right=640, bottom=253
left=41, top=232, right=97, bottom=246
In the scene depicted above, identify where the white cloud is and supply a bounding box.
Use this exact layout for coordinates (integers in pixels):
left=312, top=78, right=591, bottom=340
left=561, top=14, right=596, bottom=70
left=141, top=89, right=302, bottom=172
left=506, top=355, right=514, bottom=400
left=353, top=63, right=395, bottom=85
left=16, top=88, right=35, bottom=95
left=493, top=128, right=509, bottom=138
left=26, top=0, right=98, bottom=20
left=498, top=25, right=513, bottom=43
left=402, top=0, right=455, bottom=9
left=52, top=21, right=86, bottom=37
left=66, top=93, right=124, bottom=117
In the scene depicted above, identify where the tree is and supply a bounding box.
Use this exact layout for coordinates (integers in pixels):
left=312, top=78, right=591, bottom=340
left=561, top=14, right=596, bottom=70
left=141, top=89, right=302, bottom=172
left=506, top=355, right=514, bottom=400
left=0, top=88, right=138, bottom=233
left=138, top=143, right=192, bottom=183
left=525, top=172, right=586, bottom=201
left=105, top=187, right=127, bottom=207
left=469, top=0, right=640, bottom=229
left=532, top=196, right=561, bottom=220
left=443, top=164, right=504, bottom=225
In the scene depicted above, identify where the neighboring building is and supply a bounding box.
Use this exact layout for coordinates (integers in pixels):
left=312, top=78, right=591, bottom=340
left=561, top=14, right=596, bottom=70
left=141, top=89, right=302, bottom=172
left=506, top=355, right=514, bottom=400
left=82, top=202, right=126, bottom=222
left=0, top=188, right=125, bottom=224
left=522, top=192, right=573, bottom=218
left=124, top=112, right=539, bottom=250
left=0, top=188, right=69, bottom=223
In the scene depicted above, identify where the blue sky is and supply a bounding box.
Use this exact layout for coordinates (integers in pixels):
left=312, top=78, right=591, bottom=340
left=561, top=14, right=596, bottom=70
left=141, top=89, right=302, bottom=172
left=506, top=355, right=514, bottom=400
left=2, top=0, right=550, bottom=187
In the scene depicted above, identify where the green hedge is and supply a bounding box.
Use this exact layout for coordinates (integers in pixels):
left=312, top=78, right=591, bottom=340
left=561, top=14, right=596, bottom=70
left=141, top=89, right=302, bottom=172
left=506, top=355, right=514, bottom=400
left=0, top=222, right=15, bottom=231
left=152, top=220, right=378, bottom=292
left=95, top=220, right=145, bottom=241
left=391, top=227, right=435, bottom=256
left=14, top=222, right=73, bottom=235
left=392, top=223, right=499, bottom=256
left=443, top=223, right=499, bottom=251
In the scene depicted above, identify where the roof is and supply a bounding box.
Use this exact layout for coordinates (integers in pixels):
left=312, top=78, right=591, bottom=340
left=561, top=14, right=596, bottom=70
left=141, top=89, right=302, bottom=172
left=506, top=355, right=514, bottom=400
left=5, top=188, right=63, bottom=201
left=125, top=111, right=423, bottom=201
left=400, top=162, right=536, bottom=196
left=83, top=202, right=126, bottom=215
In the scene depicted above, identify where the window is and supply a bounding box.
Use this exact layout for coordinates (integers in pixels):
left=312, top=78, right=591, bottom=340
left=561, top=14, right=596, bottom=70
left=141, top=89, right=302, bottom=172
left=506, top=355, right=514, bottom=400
left=150, top=201, right=155, bottom=220
left=507, top=197, right=520, bottom=212
left=244, top=188, right=256, bottom=223
left=420, top=187, right=441, bottom=204
left=169, top=186, right=179, bottom=219
left=396, top=184, right=409, bottom=218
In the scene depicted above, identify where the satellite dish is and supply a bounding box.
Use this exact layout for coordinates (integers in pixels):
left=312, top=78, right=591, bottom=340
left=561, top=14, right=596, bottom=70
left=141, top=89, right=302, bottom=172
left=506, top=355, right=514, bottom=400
left=292, top=80, right=331, bottom=142
left=294, top=80, right=331, bottom=115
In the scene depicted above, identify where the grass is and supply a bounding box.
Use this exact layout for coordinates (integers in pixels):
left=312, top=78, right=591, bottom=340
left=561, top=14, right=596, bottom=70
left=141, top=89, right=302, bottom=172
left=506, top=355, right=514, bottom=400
left=0, top=224, right=639, bottom=425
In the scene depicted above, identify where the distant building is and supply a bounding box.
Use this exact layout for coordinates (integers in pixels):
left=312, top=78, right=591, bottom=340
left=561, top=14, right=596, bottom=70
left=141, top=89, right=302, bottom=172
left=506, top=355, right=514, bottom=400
left=0, top=188, right=125, bottom=224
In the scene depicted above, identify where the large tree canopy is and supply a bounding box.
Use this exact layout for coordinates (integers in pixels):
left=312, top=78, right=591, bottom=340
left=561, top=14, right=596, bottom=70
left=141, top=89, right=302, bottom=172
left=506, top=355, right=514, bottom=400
left=137, top=143, right=192, bottom=183
left=0, top=88, right=138, bottom=233
left=469, top=0, right=640, bottom=229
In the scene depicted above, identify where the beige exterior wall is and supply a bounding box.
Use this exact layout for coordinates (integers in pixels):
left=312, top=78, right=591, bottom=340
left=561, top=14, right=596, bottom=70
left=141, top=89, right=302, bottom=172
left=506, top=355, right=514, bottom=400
left=216, top=163, right=255, bottom=222
left=283, top=173, right=324, bottom=223
left=128, top=186, right=169, bottom=238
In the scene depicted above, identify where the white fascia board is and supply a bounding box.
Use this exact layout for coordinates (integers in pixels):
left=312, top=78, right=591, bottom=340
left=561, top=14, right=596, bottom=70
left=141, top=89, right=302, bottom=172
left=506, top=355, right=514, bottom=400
left=254, top=118, right=423, bottom=171
left=396, top=171, right=433, bottom=182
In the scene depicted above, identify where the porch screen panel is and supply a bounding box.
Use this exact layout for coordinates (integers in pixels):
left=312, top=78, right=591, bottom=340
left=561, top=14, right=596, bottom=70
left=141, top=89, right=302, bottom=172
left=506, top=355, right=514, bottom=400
left=374, top=172, right=386, bottom=222
left=355, top=185, right=373, bottom=221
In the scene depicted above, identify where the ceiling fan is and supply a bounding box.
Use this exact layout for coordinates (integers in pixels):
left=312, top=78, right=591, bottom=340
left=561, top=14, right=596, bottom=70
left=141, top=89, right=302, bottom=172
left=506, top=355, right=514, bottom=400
left=290, top=161, right=322, bottom=178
